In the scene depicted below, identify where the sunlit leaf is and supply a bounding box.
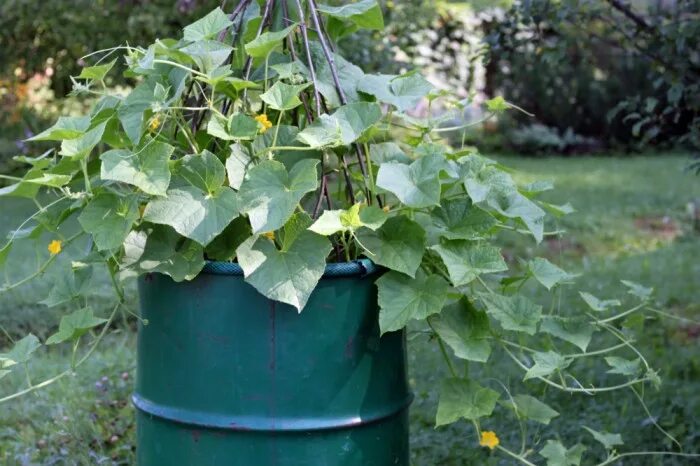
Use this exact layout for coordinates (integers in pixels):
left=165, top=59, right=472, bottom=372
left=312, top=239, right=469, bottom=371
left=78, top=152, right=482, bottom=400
left=376, top=271, right=449, bottom=334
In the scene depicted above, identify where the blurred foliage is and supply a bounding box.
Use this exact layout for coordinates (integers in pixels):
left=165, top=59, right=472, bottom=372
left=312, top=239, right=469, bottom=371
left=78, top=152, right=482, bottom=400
left=487, top=0, right=700, bottom=152
left=0, top=0, right=221, bottom=96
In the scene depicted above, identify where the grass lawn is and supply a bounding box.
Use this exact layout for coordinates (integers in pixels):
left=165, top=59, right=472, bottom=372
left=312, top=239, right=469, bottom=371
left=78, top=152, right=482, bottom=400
left=1, top=154, right=699, bottom=465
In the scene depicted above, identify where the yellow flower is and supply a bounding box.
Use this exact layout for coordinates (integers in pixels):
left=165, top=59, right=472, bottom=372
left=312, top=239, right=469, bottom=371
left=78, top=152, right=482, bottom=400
left=479, top=431, right=499, bottom=450
left=47, top=240, right=62, bottom=255
left=255, top=114, right=273, bottom=133
left=148, top=115, right=161, bottom=133
left=382, top=205, right=391, bottom=213
left=262, top=231, right=275, bottom=241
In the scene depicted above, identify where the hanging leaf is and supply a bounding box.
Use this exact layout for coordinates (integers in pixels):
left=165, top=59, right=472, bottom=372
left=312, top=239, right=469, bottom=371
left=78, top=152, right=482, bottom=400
left=356, top=216, right=425, bottom=277
left=431, top=298, right=491, bottom=362
left=307, top=42, right=365, bottom=106
left=478, top=292, right=542, bottom=335
left=540, top=316, right=596, bottom=352
left=236, top=222, right=331, bottom=312
left=583, top=426, right=624, bottom=450
left=238, top=159, right=319, bottom=234
left=539, top=441, right=586, bottom=466
left=46, top=308, right=108, bottom=345
left=620, top=280, right=653, bottom=300
left=40, top=262, right=94, bottom=308
left=78, top=192, right=139, bottom=251
left=120, top=226, right=205, bottom=282
left=100, top=141, right=174, bottom=196
left=501, top=394, right=559, bottom=425
left=528, top=258, right=577, bottom=290
left=431, top=240, right=507, bottom=286
left=436, top=378, right=500, bottom=426
left=604, top=356, right=642, bottom=377
left=376, top=271, right=449, bottom=334
left=579, top=292, right=621, bottom=312
left=524, top=350, right=571, bottom=380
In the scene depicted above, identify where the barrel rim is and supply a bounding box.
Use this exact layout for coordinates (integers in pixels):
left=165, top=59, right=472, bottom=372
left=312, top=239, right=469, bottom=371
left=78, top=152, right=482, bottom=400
left=132, top=392, right=413, bottom=432
left=202, top=258, right=377, bottom=278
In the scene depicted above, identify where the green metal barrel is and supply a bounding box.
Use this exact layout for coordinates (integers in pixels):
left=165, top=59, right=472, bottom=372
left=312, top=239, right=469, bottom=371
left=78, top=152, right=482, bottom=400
left=134, top=260, right=411, bottom=466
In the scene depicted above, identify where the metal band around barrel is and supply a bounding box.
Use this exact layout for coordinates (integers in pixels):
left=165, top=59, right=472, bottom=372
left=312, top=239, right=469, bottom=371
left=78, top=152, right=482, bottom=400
left=203, top=258, right=377, bottom=278
left=132, top=392, right=413, bottom=432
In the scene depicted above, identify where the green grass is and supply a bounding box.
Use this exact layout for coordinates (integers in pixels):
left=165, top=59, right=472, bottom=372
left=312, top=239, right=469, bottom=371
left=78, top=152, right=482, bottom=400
left=1, top=154, right=699, bottom=465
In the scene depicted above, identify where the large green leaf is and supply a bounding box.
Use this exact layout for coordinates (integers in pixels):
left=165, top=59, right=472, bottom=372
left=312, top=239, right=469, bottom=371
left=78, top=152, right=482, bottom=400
left=356, top=216, right=425, bottom=277
left=144, top=185, right=239, bottom=246
left=431, top=298, right=491, bottom=362
left=317, top=0, right=384, bottom=30
left=376, top=271, right=449, bottom=334
left=78, top=192, right=139, bottom=251
left=45, top=308, right=108, bottom=345
left=244, top=24, right=296, bottom=58
left=100, top=141, right=174, bottom=196
left=27, top=116, right=91, bottom=141
left=436, top=378, right=500, bottom=426
left=524, top=351, right=572, bottom=380
left=183, top=7, right=233, bottom=42
left=501, top=394, right=559, bottom=425
left=120, top=226, right=205, bottom=282
left=431, top=240, right=507, bottom=286
left=260, top=81, right=310, bottom=111
left=238, top=159, right=319, bottom=233
left=376, top=155, right=445, bottom=208
left=478, top=293, right=542, bottom=335
left=430, top=198, right=496, bottom=241
left=296, top=102, right=382, bottom=148
left=236, top=223, right=331, bottom=312
left=178, top=151, right=226, bottom=194
left=540, top=441, right=586, bottom=466
left=357, top=72, right=432, bottom=111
